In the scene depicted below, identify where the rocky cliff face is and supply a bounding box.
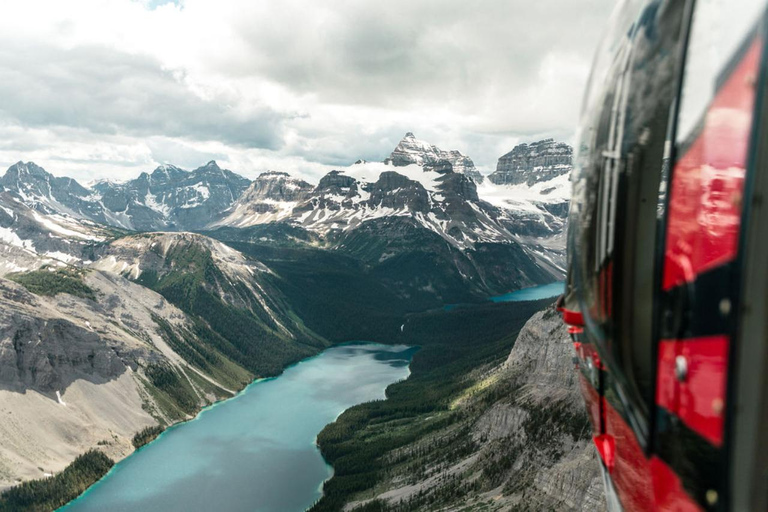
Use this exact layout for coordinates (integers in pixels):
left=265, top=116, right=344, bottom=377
left=485, top=306, right=605, bottom=510
left=473, top=139, right=573, bottom=274
left=488, top=139, right=572, bottom=186
left=343, top=305, right=605, bottom=512
left=212, top=171, right=314, bottom=227
left=0, top=268, right=247, bottom=489
left=385, top=132, right=485, bottom=183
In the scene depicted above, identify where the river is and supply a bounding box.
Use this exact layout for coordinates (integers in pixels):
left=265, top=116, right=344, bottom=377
left=59, top=343, right=416, bottom=512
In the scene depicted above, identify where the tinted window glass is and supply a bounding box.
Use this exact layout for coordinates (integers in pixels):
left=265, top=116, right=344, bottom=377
left=570, top=0, right=690, bottom=443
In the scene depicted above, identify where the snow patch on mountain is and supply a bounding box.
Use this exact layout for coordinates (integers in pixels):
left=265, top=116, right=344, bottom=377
left=477, top=173, right=571, bottom=213
left=385, top=133, right=485, bottom=183
left=0, top=226, right=31, bottom=249
left=31, top=212, right=104, bottom=241
left=342, top=162, right=439, bottom=192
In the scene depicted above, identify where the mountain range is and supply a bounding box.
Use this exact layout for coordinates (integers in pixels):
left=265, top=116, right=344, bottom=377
left=0, top=135, right=571, bottom=280
left=0, top=133, right=572, bottom=494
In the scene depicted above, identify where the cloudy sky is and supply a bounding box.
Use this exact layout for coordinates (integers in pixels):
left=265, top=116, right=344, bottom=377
left=0, top=0, right=615, bottom=183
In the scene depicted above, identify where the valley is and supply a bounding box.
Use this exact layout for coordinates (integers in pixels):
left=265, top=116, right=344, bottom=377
left=0, top=134, right=593, bottom=511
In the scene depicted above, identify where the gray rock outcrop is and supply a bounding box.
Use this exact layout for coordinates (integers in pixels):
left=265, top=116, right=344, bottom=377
left=489, top=139, right=572, bottom=186
left=468, top=306, right=605, bottom=511
left=346, top=305, right=605, bottom=512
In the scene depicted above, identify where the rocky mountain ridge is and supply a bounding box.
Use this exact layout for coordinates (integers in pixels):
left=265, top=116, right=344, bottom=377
left=211, top=159, right=563, bottom=296
left=488, top=138, right=572, bottom=186
left=0, top=135, right=572, bottom=246
left=221, top=162, right=510, bottom=249
left=384, top=132, right=485, bottom=183
left=337, top=305, right=605, bottom=511
left=0, top=135, right=574, bottom=296
left=216, top=171, right=315, bottom=227
left=1, top=161, right=250, bottom=232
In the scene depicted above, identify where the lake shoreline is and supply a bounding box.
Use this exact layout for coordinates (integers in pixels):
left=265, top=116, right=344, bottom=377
left=49, top=343, right=369, bottom=510
left=57, top=343, right=416, bottom=512
left=18, top=283, right=559, bottom=512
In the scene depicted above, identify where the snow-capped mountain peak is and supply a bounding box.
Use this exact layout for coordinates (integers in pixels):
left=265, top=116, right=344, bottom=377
left=0, top=160, right=251, bottom=232
left=216, top=160, right=514, bottom=251
left=385, top=132, right=485, bottom=183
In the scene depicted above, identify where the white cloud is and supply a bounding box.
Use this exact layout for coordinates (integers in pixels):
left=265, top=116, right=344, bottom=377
left=0, top=0, right=615, bottom=183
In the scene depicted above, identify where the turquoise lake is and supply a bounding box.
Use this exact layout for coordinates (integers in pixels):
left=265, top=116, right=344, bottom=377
left=444, top=281, right=564, bottom=311
left=59, top=343, right=416, bottom=512
left=489, top=281, right=564, bottom=303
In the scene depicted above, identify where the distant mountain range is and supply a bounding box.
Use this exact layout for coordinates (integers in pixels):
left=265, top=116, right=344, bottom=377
left=0, top=160, right=251, bottom=232
left=0, top=133, right=573, bottom=318
left=0, top=134, right=571, bottom=264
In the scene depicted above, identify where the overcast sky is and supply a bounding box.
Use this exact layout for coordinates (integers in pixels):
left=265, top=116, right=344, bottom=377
left=0, top=0, right=615, bottom=183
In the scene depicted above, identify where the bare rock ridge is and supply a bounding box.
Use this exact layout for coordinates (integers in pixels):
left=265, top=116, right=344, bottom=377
left=488, top=138, right=573, bottom=186
left=491, top=306, right=605, bottom=510
left=248, top=171, right=314, bottom=203
left=219, top=171, right=314, bottom=226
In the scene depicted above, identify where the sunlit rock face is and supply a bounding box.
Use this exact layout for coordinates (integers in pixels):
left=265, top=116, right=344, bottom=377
left=215, top=171, right=314, bottom=227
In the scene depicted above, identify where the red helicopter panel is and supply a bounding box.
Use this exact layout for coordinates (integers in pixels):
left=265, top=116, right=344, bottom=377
left=561, top=0, right=768, bottom=509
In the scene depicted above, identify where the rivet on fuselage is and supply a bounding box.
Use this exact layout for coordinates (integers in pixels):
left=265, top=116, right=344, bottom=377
left=719, top=298, right=731, bottom=316
left=675, top=355, right=688, bottom=382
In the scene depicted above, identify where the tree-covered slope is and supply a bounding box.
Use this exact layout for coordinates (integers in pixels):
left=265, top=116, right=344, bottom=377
left=310, top=302, right=603, bottom=512
left=92, top=232, right=329, bottom=377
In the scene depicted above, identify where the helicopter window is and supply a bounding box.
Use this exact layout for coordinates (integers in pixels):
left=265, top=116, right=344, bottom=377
left=591, top=0, right=689, bottom=443
left=569, top=0, right=688, bottom=445
left=676, top=0, right=766, bottom=147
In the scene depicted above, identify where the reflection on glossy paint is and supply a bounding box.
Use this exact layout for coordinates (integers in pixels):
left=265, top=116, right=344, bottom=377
left=663, top=40, right=760, bottom=290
